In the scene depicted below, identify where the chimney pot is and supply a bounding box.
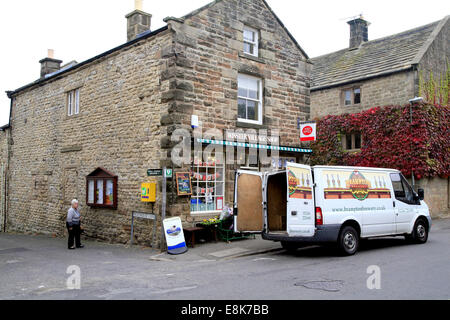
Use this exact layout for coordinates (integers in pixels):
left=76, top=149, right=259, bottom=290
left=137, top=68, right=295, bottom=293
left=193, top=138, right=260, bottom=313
left=135, top=0, right=143, bottom=10
left=347, top=17, right=369, bottom=48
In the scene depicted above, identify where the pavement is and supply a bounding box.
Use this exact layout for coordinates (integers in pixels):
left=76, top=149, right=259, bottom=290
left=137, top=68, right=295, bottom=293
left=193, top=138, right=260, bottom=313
left=0, top=218, right=449, bottom=300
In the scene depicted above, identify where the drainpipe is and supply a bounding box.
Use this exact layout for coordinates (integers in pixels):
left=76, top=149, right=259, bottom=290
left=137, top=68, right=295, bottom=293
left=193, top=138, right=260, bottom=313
left=408, top=96, right=424, bottom=190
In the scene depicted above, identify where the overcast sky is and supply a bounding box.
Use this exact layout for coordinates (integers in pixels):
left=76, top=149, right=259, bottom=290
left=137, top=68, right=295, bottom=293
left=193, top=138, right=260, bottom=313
left=0, top=0, right=448, bottom=126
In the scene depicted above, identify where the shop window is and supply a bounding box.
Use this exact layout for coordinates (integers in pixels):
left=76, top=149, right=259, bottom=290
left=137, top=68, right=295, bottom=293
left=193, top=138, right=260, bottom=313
left=243, top=26, right=259, bottom=57
left=342, top=132, right=362, bottom=151
left=67, top=88, right=80, bottom=116
left=238, top=74, right=263, bottom=125
left=86, top=168, right=118, bottom=209
left=190, top=156, right=225, bottom=214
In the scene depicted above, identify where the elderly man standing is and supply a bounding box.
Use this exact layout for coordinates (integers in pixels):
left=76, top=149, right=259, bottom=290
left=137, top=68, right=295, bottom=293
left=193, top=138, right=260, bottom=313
left=66, top=199, right=84, bottom=250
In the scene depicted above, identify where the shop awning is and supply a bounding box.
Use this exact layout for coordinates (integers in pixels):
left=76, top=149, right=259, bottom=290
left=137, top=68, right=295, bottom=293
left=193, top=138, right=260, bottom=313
left=196, top=139, right=312, bottom=154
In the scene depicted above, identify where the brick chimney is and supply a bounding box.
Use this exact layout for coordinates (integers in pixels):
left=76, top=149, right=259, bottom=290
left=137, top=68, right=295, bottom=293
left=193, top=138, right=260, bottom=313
left=125, top=0, right=152, bottom=42
left=347, top=16, right=369, bottom=48
left=39, top=49, right=62, bottom=78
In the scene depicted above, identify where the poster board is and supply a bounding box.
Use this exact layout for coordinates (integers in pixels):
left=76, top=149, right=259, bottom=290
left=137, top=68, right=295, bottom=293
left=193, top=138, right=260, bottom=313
left=163, top=217, right=188, bottom=255
left=176, top=172, right=192, bottom=196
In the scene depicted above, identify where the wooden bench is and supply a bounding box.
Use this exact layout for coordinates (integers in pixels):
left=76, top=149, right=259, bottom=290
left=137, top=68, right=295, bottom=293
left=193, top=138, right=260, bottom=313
left=183, top=227, right=205, bottom=248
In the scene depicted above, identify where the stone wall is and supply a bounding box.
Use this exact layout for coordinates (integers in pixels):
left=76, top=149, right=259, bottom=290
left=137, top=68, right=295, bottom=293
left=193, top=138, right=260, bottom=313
left=417, top=18, right=450, bottom=100
left=416, top=18, right=450, bottom=102
left=415, top=177, right=450, bottom=218
left=6, top=29, right=174, bottom=246
left=161, top=0, right=312, bottom=223
left=311, top=70, right=415, bottom=119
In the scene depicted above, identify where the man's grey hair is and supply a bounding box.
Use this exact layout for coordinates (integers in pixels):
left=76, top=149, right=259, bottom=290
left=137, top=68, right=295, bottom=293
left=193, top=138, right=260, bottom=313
left=71, top=199, right=79, bottom=205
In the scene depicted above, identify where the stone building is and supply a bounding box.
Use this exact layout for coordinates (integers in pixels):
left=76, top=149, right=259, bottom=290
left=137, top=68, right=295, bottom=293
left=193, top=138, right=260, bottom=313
left=310, top=16, right=450, bottom=217
left=311, top=16, right=449, bottom=118
left=1, top=0, right=312, bottom=245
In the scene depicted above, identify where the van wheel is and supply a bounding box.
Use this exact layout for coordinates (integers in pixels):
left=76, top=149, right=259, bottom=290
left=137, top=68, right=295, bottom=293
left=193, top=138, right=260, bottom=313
left=338, top=226, right=359, bottom=256
left=409, top=219, right=429, bottom=244
left=281, top=241, right=299, bottom=252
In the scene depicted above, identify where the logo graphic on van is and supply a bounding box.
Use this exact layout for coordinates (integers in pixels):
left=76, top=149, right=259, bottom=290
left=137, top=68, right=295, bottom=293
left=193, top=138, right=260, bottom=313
left=347, top=171, right=370, bottom=201
left=288, top=169, right=312, bottom=199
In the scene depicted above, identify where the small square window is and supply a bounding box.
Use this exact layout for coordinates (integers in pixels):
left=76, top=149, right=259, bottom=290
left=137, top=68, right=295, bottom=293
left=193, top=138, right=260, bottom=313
left=342, top=87, right=361, bottom=106
left=342, top=132, right=362, bottom=151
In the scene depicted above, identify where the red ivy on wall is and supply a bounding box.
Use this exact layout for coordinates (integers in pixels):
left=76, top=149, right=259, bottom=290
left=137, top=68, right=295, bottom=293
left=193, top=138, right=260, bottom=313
left=310, top=104, right=450, bottom=180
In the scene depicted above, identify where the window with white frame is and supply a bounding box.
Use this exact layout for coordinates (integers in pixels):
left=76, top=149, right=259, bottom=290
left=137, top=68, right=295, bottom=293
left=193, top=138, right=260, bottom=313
left=190, top=155, right=225, bottom=214
left=243, top=26, right=259, bottom=57
left=67, top=88, right=80, bottom=116
left=238, top=74, right=263, bottom=125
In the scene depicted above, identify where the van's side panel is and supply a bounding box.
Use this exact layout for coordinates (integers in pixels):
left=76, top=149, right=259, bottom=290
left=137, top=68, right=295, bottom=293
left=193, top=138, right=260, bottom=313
left=314, top=167, right=396, bottom=238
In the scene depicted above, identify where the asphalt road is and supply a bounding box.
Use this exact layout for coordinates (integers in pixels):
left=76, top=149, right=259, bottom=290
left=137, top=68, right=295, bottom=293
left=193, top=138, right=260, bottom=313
left=1, top=220, right=449, bottom=300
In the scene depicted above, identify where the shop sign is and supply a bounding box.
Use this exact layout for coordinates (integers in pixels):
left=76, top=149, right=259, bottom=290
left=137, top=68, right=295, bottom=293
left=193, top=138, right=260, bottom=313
left=225, top=131, right=279, bottom=145
left=300, top=123, right=317, bottom=142
left=163, top=217, right=188, bottom=255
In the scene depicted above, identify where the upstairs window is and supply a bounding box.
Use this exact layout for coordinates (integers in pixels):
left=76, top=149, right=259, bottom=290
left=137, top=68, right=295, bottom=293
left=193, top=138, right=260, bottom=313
left=243, top=26, right=259, bottom=57
left=238, top=74, right=263, bottom=125
left=342, top=87, right=361, bottom=106
left=67, top=88, right=80, bottom=116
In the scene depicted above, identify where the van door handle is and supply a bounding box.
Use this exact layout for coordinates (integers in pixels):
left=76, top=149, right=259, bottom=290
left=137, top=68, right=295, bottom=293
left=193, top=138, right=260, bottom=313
left=291, top=211, right=297, bottom=216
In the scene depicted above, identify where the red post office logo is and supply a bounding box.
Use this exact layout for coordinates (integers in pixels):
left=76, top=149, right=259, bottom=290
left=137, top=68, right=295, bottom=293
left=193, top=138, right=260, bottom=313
left=302, top=126, right=313, bottom=136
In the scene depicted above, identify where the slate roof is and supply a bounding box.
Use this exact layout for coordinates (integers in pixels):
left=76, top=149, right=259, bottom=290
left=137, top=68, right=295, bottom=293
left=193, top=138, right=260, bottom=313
left=311, top=17, right=448, bottom=90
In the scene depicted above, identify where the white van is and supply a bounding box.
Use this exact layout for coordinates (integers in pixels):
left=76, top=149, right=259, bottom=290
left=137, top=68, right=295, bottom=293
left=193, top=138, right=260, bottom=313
left=234, top=164, right=432, bottom=255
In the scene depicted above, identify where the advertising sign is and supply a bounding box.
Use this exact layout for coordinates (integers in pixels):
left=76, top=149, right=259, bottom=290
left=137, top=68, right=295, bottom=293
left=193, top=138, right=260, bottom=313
left=300, top=123, right=317, bottom=142
left=322, top=170, right=392, bottom=201
left=163, top=217, right=188, bottom=255
left=176, top=172, right=193, bottom=196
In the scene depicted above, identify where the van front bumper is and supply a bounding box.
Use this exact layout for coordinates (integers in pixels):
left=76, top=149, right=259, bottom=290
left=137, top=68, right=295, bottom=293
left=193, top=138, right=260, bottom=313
left=262, top=224, right=341, bottom=244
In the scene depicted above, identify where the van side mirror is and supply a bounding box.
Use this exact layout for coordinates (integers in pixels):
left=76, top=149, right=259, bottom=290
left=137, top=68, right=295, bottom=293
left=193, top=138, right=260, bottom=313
left=418, top=188, right=425, bottom=201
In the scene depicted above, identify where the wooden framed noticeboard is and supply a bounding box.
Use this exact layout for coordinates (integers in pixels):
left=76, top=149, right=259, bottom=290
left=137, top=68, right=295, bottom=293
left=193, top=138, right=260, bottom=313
left=176, top=172, right=192, bottom=196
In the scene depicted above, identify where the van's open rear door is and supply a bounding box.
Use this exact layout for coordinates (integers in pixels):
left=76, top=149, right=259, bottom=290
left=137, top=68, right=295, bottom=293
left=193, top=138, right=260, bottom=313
left=234, top=171, right=264, bottom=234
left=286, top=163, right=315, bottom=237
